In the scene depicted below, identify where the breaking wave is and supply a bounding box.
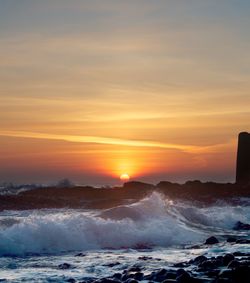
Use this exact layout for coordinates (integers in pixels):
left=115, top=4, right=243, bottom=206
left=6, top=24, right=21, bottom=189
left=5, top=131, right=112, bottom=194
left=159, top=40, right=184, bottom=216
left=0, top=192, right=249, bottom=255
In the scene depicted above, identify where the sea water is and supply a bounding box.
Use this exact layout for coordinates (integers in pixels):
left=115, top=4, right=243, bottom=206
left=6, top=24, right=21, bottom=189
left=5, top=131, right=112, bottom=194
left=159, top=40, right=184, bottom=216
left=0, top=192, right=249, bottom=282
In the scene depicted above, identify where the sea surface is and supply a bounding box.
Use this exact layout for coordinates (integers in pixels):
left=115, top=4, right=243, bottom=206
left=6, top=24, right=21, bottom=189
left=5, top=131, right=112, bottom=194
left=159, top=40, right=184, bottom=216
left=0, top=192, right=249, bottom=282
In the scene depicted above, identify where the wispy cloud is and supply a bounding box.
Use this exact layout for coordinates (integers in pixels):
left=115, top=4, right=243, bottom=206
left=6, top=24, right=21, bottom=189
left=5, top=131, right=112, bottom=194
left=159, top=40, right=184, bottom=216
left=0, top=130, right=233, bottom=154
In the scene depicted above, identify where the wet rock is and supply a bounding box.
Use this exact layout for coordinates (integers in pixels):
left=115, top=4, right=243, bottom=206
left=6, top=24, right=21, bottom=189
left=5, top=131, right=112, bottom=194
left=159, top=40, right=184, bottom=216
left=173, top=262, right=186, bottom=268
left=67, top=279, right=76, bottom=283
left=198, top=260, right=217, bottom=270
left=128, top=266, right=141, bottom=272
left=235, top=238, right=250, bottom=244
left=176, top=271, right=191, bottom=283
left=226, top=237, right=237, bottom=243
left=176, top=269, right=186, bottom=277
left=223, top=254, right=234, bottom=266
left=233, top=221, right=250, bottom=230
left=218, top=269, right=233, bottom=279
left=227, top=260, right=240, bottom=268
left=138, top=256, right=153, bottom=260
left=232, top=266, right=250, bottom=283
left=133, top=272, right=144, bottom=281
left=103, top=262, right=121, bottom=267
left=112, top=273, right=122, bottom=280
left=189, top=255, right=207, bottom=265
left=75, top=252, right=87, bottom=257
left=204, top=236, right=219, bottom=245
left=58, top=263, right=71, bottom=269
left=164, top=272, right=177, bottom=280
left=154, top=269, right=168, bottom=282
left=162, top=280, right=177, bottom=283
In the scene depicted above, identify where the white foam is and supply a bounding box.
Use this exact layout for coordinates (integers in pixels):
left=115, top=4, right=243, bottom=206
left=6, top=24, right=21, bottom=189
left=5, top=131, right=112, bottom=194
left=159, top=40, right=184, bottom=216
left=0, top=192, right=249, bottom=255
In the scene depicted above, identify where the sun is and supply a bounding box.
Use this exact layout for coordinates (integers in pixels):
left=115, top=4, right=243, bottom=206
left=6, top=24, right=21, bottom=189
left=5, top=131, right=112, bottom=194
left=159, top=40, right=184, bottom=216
left=120, top=173, right=130, bottom=182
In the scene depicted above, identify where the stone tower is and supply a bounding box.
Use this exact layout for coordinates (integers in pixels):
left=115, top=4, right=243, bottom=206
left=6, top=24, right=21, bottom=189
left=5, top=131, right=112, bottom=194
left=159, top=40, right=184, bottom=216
left=236, top=132, right=250, bottom=184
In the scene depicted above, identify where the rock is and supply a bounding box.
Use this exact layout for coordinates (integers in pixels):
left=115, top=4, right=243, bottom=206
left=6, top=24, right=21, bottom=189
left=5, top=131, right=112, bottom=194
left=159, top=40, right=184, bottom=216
left=189, top=255, right=207, bottom=265
left=204, top=236, right=219, bottom=245
left=223, top=254, right=234, bottom=266
left=176, top=269, right=186, bottom=277
left=58, top=263, right=71, bottom=269
left=165, top=272, right=177, bottom=280
left=227, top=260, right=240, bottom=268
left=236, top=239, right=250, bottom=244
left=226, top=237, right=237, bottom=243
left=198, top=260, right=217, bottom=270
left=162, top=280, right=177, bottom=283
left=112, top=273, right=122, bottom=280
left=133, top=272, right=144, bottom=281
left=67, top=279, right=76, bottom=283
left=176, top=271, right=191, bottom=283
left=75, top=252, right=87, bottom=257
left=153, top=269, right=168, bottom=282
left=103, top=262, right=121, bottom=267
left=233, top=221, right=250, bottom=230
left=232, top=266, right=250, bottom=283
left=173, top=262, right=186, bottom=268
left=138, top=256, right=153, bottom=260
left=218, top=269, right=233, bottom=279
left=128, top=266, right=141, bottom=272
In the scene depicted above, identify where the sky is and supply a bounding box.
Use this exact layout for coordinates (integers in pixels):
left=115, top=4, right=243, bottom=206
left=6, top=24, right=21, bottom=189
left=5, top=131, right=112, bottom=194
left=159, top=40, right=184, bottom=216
left=0, top=0, right=250, bottom=185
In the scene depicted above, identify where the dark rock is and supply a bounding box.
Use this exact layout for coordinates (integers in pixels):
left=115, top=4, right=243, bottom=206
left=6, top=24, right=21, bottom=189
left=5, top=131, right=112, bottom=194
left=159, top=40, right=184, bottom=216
left=236, top=238, right=250, bottom=244
left=176, top=269, right=186, bottom=277
left=226, top=237, right=237, bottom=243
left=176, top=271, right=191, bottom=283
left=233, top=221, right=250, bottom=230
left=138, top=256, right=153, bottom=261
left=218, top=269, right=233, bottom=279
left=165, top=272, right=177, bottom=280
left=189, top=255, right=207, bottom=265
left=121, top=273, right=134, bottom=281
left=205, top=236, right=219, bottom=245
left=103, top=262, right=121, bottom=267
left=173, top=262, right=186, bottom=268
left=162, top=280, right=177, bottom=283
left=75, top=252, right=87, bottom=257
left=133, top=272, right=144, bottom=281
left=223, top=254, right=234, bottom=266
left=128, top=266, right=141, bottom=272
left=67, top=279, right=76, bottom=283
left=232, top=265, right=250, bottom=283
left=58, top=263, right=71, bottom=269
left=198, top=260, right=217, bottom=270
left=227, top=260, right=240, bottom=268
left=112, top=273, right=122, bottom=280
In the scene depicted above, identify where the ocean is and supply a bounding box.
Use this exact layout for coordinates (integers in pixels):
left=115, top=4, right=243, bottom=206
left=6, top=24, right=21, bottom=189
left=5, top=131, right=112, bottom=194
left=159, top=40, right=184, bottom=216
left=0, top=192, right=249, bottom=282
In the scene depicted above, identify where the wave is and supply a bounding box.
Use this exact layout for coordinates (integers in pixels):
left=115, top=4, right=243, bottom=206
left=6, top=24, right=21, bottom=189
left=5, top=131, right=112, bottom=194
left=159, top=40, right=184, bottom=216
left=0, top=192, right=249, bottom=256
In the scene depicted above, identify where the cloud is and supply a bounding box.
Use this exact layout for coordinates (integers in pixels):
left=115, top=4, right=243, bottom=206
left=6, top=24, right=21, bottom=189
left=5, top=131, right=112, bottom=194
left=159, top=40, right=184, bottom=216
left=0, top=130, right=234, bottom=154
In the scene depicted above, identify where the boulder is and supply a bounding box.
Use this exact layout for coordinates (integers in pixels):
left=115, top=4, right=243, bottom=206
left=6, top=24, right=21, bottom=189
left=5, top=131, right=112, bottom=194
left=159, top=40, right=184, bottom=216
left=233, top=221, right=250, bottom=230
left=204, top=236, right=219, bottom=245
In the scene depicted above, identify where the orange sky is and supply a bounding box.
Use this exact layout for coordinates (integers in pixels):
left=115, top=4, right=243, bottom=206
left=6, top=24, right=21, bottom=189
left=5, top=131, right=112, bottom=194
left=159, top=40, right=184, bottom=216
left=0, top=1, right=249, bottom=184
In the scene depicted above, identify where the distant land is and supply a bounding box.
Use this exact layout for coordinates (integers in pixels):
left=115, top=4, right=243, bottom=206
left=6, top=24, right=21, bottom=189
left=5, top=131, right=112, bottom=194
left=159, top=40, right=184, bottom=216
left=0, top=180, right=250, bottom=211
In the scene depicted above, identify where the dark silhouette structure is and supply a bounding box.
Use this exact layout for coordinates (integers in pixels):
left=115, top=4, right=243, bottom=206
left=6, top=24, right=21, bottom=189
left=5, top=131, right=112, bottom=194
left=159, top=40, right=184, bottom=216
left=236, top=132, right=250, bottom=184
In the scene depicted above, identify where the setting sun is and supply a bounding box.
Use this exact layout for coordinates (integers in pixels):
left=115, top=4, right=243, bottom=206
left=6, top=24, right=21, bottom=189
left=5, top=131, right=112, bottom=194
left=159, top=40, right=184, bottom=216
left=120, top=173, right=130, bottom=182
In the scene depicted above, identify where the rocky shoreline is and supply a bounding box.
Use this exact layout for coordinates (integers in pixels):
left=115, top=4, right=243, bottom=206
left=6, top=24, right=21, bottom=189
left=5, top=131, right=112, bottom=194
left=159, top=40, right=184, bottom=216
left=55, top=236, right=250, bottom=283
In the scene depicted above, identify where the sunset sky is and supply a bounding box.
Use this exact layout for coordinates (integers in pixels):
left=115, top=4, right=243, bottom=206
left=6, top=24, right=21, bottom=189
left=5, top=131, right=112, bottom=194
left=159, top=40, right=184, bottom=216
left=1, top=0, right=250, bottom=185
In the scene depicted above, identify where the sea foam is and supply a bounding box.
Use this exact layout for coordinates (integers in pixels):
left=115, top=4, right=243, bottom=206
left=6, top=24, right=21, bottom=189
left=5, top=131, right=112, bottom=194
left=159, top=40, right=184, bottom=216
left=0, top=192, right=249, bottom=255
